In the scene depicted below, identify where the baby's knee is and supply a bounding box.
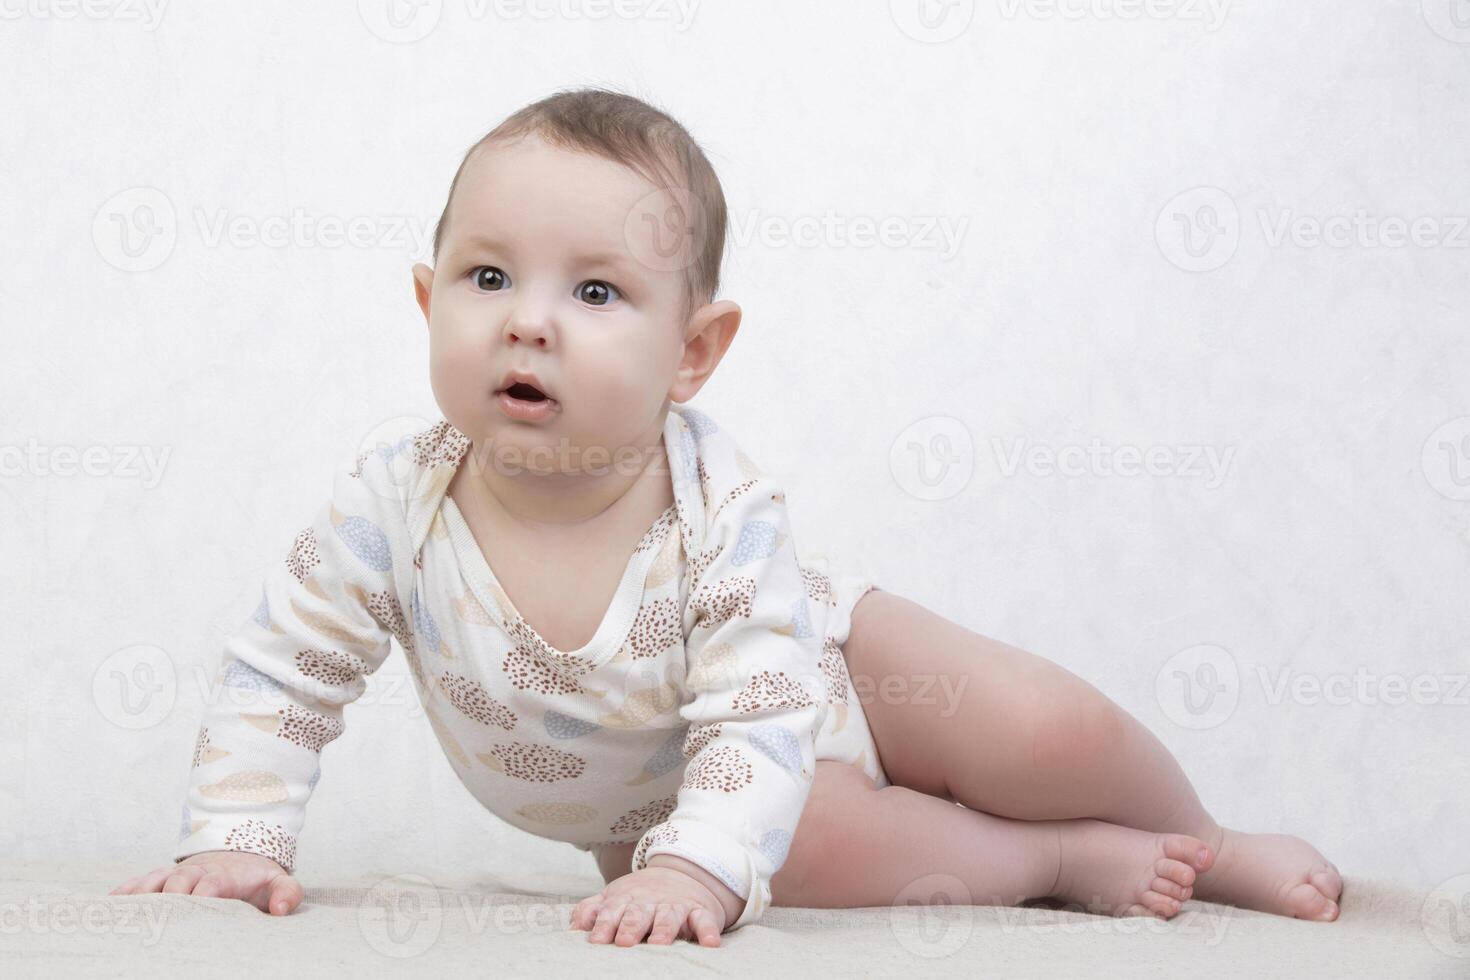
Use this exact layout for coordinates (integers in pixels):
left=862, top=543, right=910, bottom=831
left=1028, top=684, right=1128, bottom=770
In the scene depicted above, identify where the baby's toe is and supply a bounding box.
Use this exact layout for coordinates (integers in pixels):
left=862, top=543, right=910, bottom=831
left=1284, top=881, right=1339, bottom=921
left=1160, top=833, right=1212, bottom=872
left=1311, top=865, right=1343, bottom=902
left=1155, top=857, right=1197, bottom=888
left=1150, top=876, right=1190, bottom=902
left=1141, top=890, right=1183, bottom=918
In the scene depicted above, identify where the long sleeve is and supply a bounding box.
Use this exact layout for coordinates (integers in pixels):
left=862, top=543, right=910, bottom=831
left=173, top=450, right=411, bottom=872
left=631, top=474, right=829, bottom=930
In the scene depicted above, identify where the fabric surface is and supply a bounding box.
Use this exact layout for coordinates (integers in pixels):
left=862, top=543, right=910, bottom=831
left=4, top=865, right=1461, bottom=978
left=173, top=403, right=884, bottom=930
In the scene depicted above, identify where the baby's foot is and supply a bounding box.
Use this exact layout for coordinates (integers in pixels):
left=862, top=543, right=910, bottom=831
left=1189, top=828, right=1342, bottom=922
left=1049, top=820, right=1213, bottom=919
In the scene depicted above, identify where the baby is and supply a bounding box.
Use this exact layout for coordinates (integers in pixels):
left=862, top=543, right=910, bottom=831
left=111, top=87, right=1342, bottom=947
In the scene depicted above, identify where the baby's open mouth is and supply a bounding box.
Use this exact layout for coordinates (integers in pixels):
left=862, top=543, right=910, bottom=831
left=502, top=382, right=551, bottom=403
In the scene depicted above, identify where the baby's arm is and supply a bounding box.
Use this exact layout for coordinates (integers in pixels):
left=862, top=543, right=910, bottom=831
left=628, top=473, right=829, bottom=932
left=111, top=448, right=408, bottom=912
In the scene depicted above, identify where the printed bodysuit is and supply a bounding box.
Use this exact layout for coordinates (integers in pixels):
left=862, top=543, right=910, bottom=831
left=174, top=404, right=888, bottom=930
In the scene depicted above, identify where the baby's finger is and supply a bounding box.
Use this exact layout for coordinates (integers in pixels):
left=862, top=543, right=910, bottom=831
left=108, top=876, right=142, bottom=896
left=131, top=866, right=182, bottom=895
left=161, top=866, right=208, bottom=895
left=190, top=872, right=235, bottom=900
left=588, top=901, right=628, bottom=944
left=569, top=895, right=601, bottom=930
left=265, top=875, right=302, bottom=915
left=613, top=901, right=654, bottom=946
left=688, top=906, right=722, bottom=947
left=646, top=904, right=684, bottom=945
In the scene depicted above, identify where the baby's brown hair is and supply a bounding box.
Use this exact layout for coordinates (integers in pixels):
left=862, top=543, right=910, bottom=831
left=430, top=86, right=729, bottom=320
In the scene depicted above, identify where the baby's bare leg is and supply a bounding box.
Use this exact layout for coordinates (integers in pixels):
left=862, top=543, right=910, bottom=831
left=842, top=589, right=1341, bottom=921
left=592, top=762, right=1205, bottom=919
left=770, top=761, right=1206, bottom=918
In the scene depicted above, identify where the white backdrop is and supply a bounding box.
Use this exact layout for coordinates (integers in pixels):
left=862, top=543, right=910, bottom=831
left=1, top=1, right=1465, bottom=899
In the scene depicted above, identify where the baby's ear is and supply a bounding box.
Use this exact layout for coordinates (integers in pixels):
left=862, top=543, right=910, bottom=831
left=672, top=299, right=741, bottom=402
left=411, top=263, right=434, bottom=323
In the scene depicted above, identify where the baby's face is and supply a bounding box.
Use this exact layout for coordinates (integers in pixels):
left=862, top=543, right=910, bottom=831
left=413, top=132, right=705, bottom=478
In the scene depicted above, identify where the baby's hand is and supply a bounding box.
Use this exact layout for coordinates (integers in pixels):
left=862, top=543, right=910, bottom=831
left=109, top=851, right=302, bottom=916
left=570, top=866, right=728, bottom=947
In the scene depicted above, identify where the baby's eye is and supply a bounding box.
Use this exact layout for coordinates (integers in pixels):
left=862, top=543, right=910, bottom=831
left=576, top=280, right=620, bottom=306
left=471, top=266, right=509, bottom=291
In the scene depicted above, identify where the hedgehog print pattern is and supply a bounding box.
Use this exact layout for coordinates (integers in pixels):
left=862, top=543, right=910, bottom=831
left=348, top=584, right=413, bottom=656
left=801, top=566, right=837, bottom=606
left=748, top=724, right=802, bottom=776
left=544, top=709, right=600, bottom=739
left=285, top=528, right=320, bottom=583
left=682, top=722, right=723, bottom=760
left=683, top=744, right=754, bottom=793
left=410, top=421, right=472, bottom=469
left=818, top=637, right=850, bottom=703
left=731, top=521, right=780, bottom=566
left=624, top=597, right=681, bottom=659
left=441, top=672, right=517, bottom=729
left=331, top=507, right=392, bottom=571
left=221, top=659, right=284, bottom=695
left=477, top=742, right=586, bottom=783
left=711, top=479, right=758, bottom=521
left=294, top=648, right=369, bottom=687
left=690, top=576, right=756, bottom=631
left=611, top=795, right=679, bottom=837
left=501, top=635, right=587, bottom=697
left=732, top=670, right=818, bottom=713
left=222, top=819, right=297, bottom=870
left=632, top=506, right=678, bottom=556
left=274, top=704, right=345, bottom=752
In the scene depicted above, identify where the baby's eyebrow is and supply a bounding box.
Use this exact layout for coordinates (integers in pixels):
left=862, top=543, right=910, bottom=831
left=450, top=235, right=641, bottom=278
left=573, top=249, right=642, bottom=276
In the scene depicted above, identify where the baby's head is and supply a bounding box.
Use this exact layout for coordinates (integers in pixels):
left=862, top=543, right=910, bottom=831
left=412, top=87, right=737, bottom=478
